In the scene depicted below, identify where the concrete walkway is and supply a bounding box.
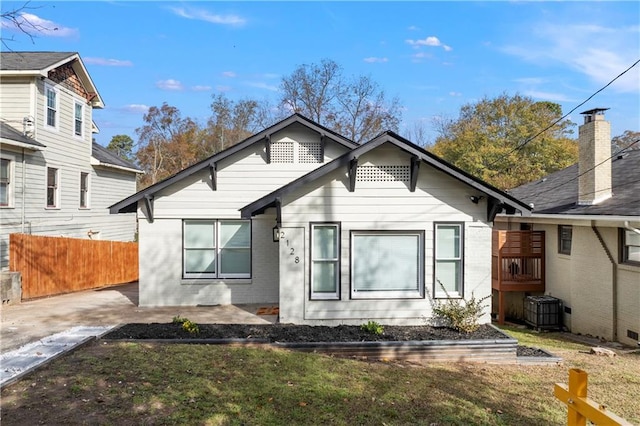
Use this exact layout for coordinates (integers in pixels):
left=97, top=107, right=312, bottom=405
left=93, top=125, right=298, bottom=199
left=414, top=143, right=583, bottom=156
left=0, top=282, right=277, bottom=387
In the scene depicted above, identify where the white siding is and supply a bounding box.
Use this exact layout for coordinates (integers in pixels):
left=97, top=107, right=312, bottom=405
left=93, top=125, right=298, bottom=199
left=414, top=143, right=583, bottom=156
left=278, top=145, right=493, bottom=325
left=137, top=126, right=350, bottom=306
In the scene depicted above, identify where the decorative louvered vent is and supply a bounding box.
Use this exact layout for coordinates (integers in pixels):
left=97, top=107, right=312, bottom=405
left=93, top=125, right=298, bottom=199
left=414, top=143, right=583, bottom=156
left=298, top=142, right=323, bottom=163
left=270, top=141, right=323, bottom=163
left=356, top=165, right=410, bottom=182
left=270, top=141, right=294, bottom=163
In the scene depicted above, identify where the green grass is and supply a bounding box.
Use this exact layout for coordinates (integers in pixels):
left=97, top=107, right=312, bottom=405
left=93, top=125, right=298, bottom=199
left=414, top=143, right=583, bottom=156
left=1, top=332, right=639, bottom=425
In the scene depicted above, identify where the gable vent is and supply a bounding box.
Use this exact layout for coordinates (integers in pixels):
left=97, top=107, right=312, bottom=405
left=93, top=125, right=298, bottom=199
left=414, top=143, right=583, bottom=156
left=270, top=141, right=294, bottom=163
left=298, top=142, right=323, bottom=163
left=356, top=165, right=410, bottom=182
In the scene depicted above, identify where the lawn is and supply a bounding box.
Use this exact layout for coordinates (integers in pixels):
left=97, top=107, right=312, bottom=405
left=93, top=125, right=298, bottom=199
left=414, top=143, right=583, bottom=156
left=1, top=326, right=638, bottom=425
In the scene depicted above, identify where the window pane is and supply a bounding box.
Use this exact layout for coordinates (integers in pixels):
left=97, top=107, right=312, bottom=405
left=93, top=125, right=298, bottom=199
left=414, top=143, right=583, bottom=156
left=185, top=221, right=215, bottom=248
left=0, top=183, right=7, bottom=205
left=436, top=225, right=460, bottom=258
left=313, top=261, right=337, bottom=293
left=220, top=248, right=250, bottom=274
left=75, top=103, right=82, bottom=119
left=47, top=89, right=56, bottom=108
left=625, top=230, right=640, bottom=247
left=436, top=260, right=460, bottom=293
left=628, top=246, right=640, bottom=262
left=0, top=159, right=8, bottom=180
left=353, top=234, right=419, bottom=291
left=220, top=221, right=250, bottom=248
left=185, top=249, right=216, bottom=273
left=313, top=226, right=337, bottom=259
left=47, top=168, right=57, bottom=186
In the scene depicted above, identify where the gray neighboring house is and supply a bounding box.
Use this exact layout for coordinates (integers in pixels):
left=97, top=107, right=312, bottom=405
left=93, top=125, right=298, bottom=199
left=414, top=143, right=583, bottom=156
left=496, top=108, right=640, bottom=347
left=0, top=51, right=142, bottom=269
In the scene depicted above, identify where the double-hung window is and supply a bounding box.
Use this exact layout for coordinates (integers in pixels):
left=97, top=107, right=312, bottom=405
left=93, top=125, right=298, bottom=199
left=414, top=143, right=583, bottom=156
left=45, top=86, right=58, bottom=128
left=434, top=223, right=463, bottom=298
left=0, top=158, right=11, bottom=207
left=74, top=101, right=84, bottom=137
left=183, top=220, right=251, bottom=278
left=351, top=231, right=424, bottom=299
left=79, top=172, right=89, bottom=208
left=46, top=167, right=59, bottom=208
left=558, top=225, right=572, bottom=255
left=620, top=229, right=640, bottom=266
left=311, top=223, right=340, bottom=299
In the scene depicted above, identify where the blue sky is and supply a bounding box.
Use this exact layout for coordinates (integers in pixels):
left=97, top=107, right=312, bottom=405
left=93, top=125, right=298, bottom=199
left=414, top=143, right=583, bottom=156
left=2, top=1, right=639, bottom=146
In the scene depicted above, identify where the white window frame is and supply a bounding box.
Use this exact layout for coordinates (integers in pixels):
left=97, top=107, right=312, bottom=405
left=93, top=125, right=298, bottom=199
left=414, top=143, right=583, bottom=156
left=183, top=219, right=251, bottom=279
left=351, top=230, right=424, bottom=299
left=74, top=100, right=84, bottom=138
left=558, top=225, right=572, bottom=255
left=434, top=223, right=464, bottom=298
left=621, top=228, right=640, bottom=266
left=46, top=167, right=59, bottom=208
left=0, top=157, right=13, bottom=208
left=79, top=172, right=90, bottom=208
left=310, top=223, right=340, bottom=300
left=45, top=84, right=58, bottom=130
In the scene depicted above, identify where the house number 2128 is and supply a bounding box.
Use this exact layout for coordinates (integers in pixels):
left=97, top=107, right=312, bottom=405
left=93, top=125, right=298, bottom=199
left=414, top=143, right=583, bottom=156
left=280, top=232, right=300, bottom=264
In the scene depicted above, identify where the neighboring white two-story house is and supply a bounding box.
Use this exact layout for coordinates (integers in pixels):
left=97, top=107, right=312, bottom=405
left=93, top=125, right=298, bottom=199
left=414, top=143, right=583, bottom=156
left=110, top=114, right=530, bottom=326
left=0, top=51, right=142, bottom=269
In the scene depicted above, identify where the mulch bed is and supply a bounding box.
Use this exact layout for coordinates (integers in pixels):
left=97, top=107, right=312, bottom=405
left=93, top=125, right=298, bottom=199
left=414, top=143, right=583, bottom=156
left=102, top=323, right=551, bottom=357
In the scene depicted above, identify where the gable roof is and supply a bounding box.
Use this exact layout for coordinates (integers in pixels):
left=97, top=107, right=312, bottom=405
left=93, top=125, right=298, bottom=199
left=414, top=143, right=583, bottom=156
left=91, top=142, right=143, bottom=174
left=0, top=122, right=46, bottom=150
left=0, top=51, right=104, bottom=108
left=241, top=131, right=531, bottom=222
left=507, top=149, right=640, bottom=216
left=109, top=114, right=358, bottom=214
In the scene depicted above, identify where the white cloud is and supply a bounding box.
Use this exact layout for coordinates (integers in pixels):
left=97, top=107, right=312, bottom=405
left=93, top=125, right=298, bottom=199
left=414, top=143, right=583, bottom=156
left=245, top=81, right=278, bottom=92
left=407, top=25, right=420, bottom=31
left=192, top=85, right=212, bottom=92
left=410, top=52, right=432, bottom=63
left=121, top=104, right=149, bottom=114
left=363, top=57, right=388, bottom=63
left=216, top=85, right=232, bottom=92
left=502, top=23, right=640, bottom=93
left=524, top=90, right=575, bottom=103
left=169, top=7, right=246, bottom=26
left=84, top=57, right=133, bottom=67
left=514, top=77, right=546, bottom=85
left=449, top=92, right=462, bottom=97
left=222, top=71, right=237, bottom=78
left=406, top=36, right=451, bottom=51
left=1, top=13, right=78, bottom=37
left=156, top=79, right=184, bottom=91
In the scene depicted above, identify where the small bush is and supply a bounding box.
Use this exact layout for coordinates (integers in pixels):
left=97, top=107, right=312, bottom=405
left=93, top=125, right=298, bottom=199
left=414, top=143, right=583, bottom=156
left=172, top=316, right=200, bottom=334
left=428, top=283, right=490, bottom=333
left=360, top=320, right=384, bottom=335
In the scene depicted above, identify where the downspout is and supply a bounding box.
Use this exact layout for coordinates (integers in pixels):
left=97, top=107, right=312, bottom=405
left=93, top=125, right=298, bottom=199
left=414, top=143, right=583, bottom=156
left=590, top=222, right=617, bottom=341
left=21, top=148, right=26, bottom=233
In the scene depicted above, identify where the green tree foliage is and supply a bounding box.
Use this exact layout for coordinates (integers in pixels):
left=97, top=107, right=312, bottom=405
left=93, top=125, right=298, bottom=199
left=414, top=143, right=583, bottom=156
left=106, top=134, right=135, bottom=163
left=280, top=59, right=402, bottom=143
left=135, top=103, right=201, bottom=188
left=430, top=93, right=578, bottom=190
left=611, top=130, right=640, bottom=153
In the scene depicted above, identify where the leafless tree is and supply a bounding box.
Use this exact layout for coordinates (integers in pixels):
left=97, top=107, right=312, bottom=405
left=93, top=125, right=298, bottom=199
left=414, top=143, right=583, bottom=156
left=1, top=2, right=54, bottom=49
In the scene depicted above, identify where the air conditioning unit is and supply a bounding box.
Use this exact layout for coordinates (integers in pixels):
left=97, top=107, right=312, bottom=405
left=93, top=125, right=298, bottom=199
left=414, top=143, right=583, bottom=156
left=524, top=295, right=562, bottom=331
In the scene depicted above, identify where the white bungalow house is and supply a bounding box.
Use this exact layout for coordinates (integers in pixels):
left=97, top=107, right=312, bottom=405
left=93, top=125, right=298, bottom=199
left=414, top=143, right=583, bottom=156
left=496, top=108, right=640, bottom=347
left=110, top=114, right=530, bottom=325
left=0, top=51, right=142, bottom=269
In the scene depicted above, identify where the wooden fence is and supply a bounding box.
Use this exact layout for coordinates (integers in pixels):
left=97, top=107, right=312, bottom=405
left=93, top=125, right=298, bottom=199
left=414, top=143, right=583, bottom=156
left=9, top=233, right=138, bottom=300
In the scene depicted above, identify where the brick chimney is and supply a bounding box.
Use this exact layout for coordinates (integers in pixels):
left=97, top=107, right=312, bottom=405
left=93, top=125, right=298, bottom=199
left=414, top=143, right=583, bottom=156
left=578, top=108, right=612, bottom=205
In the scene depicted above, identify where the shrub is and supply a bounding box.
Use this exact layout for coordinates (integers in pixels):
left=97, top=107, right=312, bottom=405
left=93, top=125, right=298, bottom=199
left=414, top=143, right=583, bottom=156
left=428, top=283, right=490, bottom=333
left=172, top=316, right=200, bottom=335
left=360, top=320, right=384, bottom=335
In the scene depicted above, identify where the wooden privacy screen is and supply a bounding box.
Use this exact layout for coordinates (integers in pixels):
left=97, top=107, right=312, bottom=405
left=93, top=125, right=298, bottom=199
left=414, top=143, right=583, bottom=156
left=9, top=233, right=138, bottom=300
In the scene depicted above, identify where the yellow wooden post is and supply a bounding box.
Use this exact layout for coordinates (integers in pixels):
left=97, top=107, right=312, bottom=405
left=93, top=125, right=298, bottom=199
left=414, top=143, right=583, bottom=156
left=554, top=368, right=633, bottom=426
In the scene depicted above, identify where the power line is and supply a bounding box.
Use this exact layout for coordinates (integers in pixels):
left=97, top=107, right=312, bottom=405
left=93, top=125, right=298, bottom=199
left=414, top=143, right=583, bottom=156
left=485, top=58, right=640, bottom=169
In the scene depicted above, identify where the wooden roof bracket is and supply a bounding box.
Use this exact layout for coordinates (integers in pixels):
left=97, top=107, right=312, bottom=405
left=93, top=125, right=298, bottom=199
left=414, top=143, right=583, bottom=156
left=410, top=156, right=420, bottom=192
left=143, top=194, right=154, bottom=223
left=265, top=135, right=271, bottom=164
left=275, top=197, right=282, bottom=228
left=209, top=161, right=217, bottom=191
left=487, top=196, right=503, bottom=222
left=348, top=157, right=359, bottom=192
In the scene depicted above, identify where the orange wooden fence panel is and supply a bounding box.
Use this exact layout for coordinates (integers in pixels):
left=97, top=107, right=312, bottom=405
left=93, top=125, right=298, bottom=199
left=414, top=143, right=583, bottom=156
left=9, top=233, right=138, bottom=300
